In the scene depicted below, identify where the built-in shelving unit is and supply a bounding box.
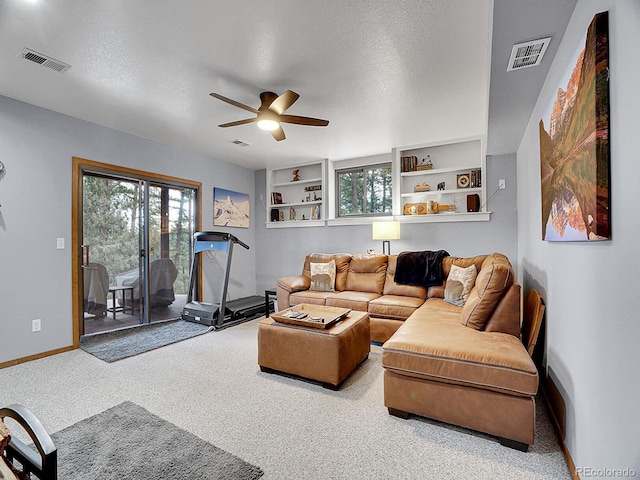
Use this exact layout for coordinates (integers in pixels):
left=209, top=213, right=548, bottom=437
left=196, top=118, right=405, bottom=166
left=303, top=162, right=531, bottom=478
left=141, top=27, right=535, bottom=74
left=393, top=136, right=490, bottom=223
left=266, top=160, right=326, bottom=228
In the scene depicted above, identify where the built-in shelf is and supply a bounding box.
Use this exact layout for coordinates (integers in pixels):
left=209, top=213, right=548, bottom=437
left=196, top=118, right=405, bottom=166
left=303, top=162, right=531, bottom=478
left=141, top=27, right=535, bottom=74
left=272, top=177, right=323, bottom=188
left=401, top=187, right=482, bottom=198
left=271, top=200, right=322, bottom=208
left=265, top=219, right=325, bottom=228
left=400, top=165, right=480, bottom=177
left=266, top=161, right=326, bottom=228
left=393, top=136, right=487, bottom=223
left=398, top=211, right=491, bottom=223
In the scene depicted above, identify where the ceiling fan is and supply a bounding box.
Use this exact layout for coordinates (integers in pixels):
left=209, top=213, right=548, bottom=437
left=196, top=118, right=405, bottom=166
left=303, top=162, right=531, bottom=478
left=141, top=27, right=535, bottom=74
left=209, top=90, right=329, bottom=141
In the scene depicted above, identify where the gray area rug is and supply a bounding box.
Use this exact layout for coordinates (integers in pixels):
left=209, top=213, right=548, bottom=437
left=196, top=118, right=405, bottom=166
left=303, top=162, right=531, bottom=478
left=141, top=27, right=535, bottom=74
left=80, top=319, right=212, bottom=362
left=51, top=401, right=264, bottom=479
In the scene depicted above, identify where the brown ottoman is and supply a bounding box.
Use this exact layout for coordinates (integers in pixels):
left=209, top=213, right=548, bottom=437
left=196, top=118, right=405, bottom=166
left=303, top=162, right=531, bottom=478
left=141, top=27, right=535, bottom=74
left=258, top=311, right=370, bottom=389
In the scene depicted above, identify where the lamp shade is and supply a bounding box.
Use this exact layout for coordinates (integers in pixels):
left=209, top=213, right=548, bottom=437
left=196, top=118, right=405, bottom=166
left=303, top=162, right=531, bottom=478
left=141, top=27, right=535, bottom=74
left=372, top=221, right=400, bottom=240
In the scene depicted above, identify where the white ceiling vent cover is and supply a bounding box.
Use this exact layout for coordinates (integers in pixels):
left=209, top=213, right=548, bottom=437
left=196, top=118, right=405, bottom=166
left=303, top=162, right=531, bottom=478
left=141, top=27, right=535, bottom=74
left=230, top=139, right=251, bottom=147
left=507, top=37, right=551, bottom=72
left=18, top=48, right=71, bottom=72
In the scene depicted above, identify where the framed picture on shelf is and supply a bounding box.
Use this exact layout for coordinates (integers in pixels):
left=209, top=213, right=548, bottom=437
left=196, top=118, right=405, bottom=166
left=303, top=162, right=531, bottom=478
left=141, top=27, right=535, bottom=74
left=456, top=174, right=470, bottom=189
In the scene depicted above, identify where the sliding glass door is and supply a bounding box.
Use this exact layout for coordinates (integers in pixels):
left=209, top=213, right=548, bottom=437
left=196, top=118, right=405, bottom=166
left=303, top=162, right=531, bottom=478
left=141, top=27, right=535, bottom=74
left=147, top=184, right=196, bottom=322
left=80, top=172, right=197, bottom=336
left=82, top=174, right=144, bottom=333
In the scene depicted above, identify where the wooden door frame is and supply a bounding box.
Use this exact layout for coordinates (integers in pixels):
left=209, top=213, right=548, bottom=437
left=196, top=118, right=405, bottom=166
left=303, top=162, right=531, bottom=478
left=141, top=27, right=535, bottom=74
left=72, top=157, right=203, bottom=345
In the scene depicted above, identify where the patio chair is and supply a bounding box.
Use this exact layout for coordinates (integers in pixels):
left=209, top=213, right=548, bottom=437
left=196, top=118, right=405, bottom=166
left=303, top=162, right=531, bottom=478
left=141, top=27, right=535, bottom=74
left=83, top=262, right=109, bottom=317
left=115, top=258, right=178, bottom=308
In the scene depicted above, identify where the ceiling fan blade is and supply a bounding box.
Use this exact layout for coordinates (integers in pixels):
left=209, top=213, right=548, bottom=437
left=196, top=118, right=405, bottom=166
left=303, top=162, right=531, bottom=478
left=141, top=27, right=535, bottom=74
left=279, top=114, right=329, bottom=127
left=269, top=90, right=300, bottom=114
left=218, top=118, right=257, bottom=128
left=271, top=125, right=286, bottom=141
left=210, top=93, right=259, bottom=114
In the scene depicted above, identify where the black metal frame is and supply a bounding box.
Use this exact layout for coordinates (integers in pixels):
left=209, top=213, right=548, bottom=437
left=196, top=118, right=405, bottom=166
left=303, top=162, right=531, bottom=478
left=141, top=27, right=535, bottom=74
left=1, top=404, right=57, bottom=480
left=185, top=231, right=250, bottom=327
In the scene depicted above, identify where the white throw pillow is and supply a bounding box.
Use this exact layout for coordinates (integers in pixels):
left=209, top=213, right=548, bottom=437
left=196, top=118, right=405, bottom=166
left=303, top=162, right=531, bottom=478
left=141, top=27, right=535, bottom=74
left=309, top=260, right=336, bottom=292
left=444, top=264, right=477, bottom=307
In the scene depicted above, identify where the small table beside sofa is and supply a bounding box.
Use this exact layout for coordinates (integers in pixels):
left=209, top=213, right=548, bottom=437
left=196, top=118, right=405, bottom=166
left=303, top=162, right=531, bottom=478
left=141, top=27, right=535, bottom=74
left=273, top=251, right=538, bottom=451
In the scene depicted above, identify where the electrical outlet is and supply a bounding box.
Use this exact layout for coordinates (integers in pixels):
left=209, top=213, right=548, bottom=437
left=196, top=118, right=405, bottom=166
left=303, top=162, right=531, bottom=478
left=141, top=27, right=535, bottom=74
left=498, top=179, right=506, bottom=190
left=57, top=237, right=65, bottom=249
left=32, top=319, right=41, bottom=332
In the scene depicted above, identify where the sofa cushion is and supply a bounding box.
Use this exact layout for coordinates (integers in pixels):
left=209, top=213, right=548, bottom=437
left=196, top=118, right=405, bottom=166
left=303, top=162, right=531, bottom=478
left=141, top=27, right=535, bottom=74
left=418, top=297, right=464, bottom=314
left=289, top=290, right=334, bottom=306
left=310, top=260, right=336, bottom=292
left=427, top=255, right=487, bottom=299
left=326, top=291, right=381, bottom=312
left=345, top=254, right=387, bottom=294
left=303, top=254, right=351, bottom=291
left=483, top=284, right=521, bottom=337
left=382, top=309, right=538, bottom=397
left=461, top=253, right=515, bottom=331
left=444, top=264, right=477, bottom=307
left=382, top=256, right=428, bottom=299
left=368, top=294, right=425, bottom=320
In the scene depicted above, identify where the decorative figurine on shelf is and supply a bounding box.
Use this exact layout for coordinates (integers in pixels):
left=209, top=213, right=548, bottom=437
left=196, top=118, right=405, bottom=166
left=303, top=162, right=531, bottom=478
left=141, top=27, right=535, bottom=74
left=417, top=155, right=433, bottom=171
left=279, top=211, right=284, bottom=221
left=427, top=200, right=455, bottom=214
left=437, top=181, right=445, bottom=191
left=291, top=169, right=300, bottom=182
left=289, top=206, right=296, bottom=220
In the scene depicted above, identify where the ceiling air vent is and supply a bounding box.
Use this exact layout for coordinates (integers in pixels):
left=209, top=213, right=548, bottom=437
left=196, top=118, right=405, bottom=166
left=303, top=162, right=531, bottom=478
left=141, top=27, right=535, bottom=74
left=507, top=37, right=551, bottom=72
left=230, top=139, right=251, bottom=147
left=18, top=48, right=71, bottom=72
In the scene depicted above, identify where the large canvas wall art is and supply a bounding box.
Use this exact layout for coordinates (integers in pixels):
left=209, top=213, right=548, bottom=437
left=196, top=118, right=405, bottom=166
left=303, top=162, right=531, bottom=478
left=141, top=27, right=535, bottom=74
left=213, top=187, right=250, bottom=228
left=539, top=11, right=610, bottom=241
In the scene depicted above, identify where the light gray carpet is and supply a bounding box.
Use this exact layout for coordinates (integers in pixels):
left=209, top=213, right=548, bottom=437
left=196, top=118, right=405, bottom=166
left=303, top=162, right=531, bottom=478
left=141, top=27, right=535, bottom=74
left=1, top=319, right=572, bottom=479
left=50, top=401, right=263, bottom=479
left=80, top=319, right=212, bottom=362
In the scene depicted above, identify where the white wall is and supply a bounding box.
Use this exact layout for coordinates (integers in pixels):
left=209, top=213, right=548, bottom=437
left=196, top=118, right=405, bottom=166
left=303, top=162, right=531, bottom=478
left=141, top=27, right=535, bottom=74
left=0, top=96, right=256, bottom=364
left=254, top=153, right=518, bottom=294
left=517, top=0, right=640, bottom=471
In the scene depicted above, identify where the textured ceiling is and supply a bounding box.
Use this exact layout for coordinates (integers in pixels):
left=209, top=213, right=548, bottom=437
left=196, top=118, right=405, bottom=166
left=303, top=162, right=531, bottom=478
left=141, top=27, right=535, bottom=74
left=487, top=0, right=577, bottom=155
left=0, top=0, right=575, bottom=170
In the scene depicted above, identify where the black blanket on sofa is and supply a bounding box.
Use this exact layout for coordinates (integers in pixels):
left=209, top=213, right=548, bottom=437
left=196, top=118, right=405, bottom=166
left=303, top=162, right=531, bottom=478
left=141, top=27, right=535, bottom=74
left=394, top=250, right=450, bottom=288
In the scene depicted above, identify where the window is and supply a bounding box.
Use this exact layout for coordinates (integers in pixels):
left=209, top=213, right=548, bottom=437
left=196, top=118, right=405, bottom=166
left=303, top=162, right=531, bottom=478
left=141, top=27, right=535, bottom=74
left=336, top=164, right=392, bottom=217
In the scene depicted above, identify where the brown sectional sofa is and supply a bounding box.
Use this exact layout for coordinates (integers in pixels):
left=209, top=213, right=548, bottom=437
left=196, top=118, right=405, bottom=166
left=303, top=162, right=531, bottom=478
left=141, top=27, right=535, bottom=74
left=276, top=252, right=539, bottom=450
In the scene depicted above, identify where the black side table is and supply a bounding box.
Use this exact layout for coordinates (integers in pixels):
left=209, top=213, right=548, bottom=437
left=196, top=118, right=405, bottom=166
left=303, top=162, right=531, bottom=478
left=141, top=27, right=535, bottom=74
left=264, top=289, right=276, bottom=318
left=108, top=285, right=135, bottom=319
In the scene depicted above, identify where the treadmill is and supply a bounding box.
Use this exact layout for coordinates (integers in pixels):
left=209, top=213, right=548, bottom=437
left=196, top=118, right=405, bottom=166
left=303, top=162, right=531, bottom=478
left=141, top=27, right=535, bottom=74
left=182, top=231, right=266, bottom=329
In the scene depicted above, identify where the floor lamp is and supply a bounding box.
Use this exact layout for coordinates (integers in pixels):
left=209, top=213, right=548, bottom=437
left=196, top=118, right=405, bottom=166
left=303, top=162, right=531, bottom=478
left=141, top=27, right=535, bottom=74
left=372, top=221, right=400, bottom=255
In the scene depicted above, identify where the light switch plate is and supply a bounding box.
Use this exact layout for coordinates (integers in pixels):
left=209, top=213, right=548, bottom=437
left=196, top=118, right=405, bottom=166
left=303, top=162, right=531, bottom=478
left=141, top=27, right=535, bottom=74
left=57, top=238, right=65, bottom=249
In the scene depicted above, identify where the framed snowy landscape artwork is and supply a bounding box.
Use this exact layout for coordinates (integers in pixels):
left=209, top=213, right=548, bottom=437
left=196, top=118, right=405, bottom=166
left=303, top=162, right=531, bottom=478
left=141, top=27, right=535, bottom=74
left=213, top=187, right=250, bottom=228
left=539, top=11, right=610, bottom=241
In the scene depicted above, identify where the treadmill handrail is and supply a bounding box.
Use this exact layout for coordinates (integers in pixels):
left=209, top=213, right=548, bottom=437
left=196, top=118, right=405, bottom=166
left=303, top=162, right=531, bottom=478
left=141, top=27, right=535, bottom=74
left=233, top=236, right=250, bottom=250
left=193, top=231, right=250, bottom=250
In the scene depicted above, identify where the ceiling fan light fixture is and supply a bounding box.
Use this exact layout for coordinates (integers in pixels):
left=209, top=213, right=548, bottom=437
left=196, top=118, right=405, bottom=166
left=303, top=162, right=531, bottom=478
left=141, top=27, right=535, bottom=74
left=210, top=90, right=328, bottom=140
left=256, top=109, right=280, bottom=131
left=257, top=119, right=280, bottom=131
